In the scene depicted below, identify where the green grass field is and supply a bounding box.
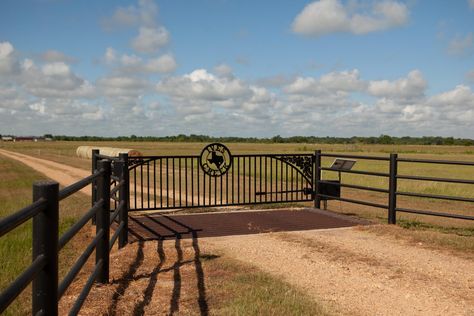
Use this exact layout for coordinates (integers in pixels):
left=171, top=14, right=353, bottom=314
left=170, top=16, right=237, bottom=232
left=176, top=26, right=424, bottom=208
left=0, top=155, right=91, bottom=315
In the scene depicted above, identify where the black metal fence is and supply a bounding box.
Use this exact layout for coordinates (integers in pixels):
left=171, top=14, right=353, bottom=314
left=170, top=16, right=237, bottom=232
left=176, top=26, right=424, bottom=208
left=0, top=155, right=129, bottom=315
left=127, top=154, right=314, bottom=211
left=314, top=151, right=474, bottom=224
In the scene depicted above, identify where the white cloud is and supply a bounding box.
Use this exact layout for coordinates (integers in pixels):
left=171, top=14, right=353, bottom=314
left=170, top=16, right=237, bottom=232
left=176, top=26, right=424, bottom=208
left=156, top=68, right=277, bottom=129
left=40, top=50, right=76, bottom=63
left=18, top=60, right=95, bottom=99
left=284, top=69, right=365, bottom=95
left=0, top=41, right=19, bottom=76
left=158, top=69, right=253, bottom=102
left=131, top=26, right=170, bottom=53
left=319, top=69, right=366, bottom=91
left=101, top=0, right=158, bottom=30
left=368, top=70, right=426, bottom=101
left=102, top=0, right=172, bottom=58
left=2, top=40, right=474, bottom=137
left=292, top=0, right=409, bottom=36
left=469, top=0, right=474, bottom=9
left=400, top=105, right=433, bottom=122
left=104, top=47, right=117, bottom=64
left=428, top=85, right=474, bottom=109
left=98, top=76, right=148, bottom=97
left=120, top=53, right=142, bottom=67
left=145, top=54, right=176, bottom=73
left=0, top=86, right=29, bottom=111
left=42, top=62, right=71, bottom=76
left=103, top=48, right=177, bottom=74
left=447, top=33, right=474, bottom=56
left=0, top=41, right=14, bottom=59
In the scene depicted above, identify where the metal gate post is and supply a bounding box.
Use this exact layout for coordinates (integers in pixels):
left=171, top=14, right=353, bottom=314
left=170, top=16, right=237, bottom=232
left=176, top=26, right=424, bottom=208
left=96, top=160, right=111, bottom=283
left=314, top=150, right=321, bottom=209
left=91, top=149, right=99, bottom=225
left=388, top=153, right=398, bottom=224
left=32, top=181, right=59, bottom=316
left=118, top=153, right=129, bottom=248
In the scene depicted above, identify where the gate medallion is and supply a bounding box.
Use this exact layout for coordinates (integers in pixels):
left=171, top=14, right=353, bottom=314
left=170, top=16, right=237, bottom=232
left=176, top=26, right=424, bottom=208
left=199, top=143, right=232, bottom=177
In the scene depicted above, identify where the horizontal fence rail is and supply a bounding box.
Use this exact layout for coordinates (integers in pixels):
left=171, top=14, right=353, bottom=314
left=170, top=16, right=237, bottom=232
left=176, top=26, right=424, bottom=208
left=0, top=154, right=129, bottom=315
left=315, top=151, right=474, bottom=223
left=315, top=151, right=393, bottom=219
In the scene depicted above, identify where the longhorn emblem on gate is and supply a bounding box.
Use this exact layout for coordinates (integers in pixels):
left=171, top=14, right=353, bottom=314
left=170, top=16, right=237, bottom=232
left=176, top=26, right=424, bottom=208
left=199, top=143, right=232, bottom=177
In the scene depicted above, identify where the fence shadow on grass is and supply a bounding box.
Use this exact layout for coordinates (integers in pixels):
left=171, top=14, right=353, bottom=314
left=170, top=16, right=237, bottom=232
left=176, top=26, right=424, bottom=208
left=108, top=215, right=214, bottom=316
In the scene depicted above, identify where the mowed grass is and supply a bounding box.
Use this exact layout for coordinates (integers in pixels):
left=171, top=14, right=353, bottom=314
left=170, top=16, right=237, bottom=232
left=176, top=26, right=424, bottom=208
left=360, top=223, right=474, bottom=259
left=77, top=239, right=330, bottom=315
left=207, top=256, right=330, bottom=315
left=0, top=155, right=90, bottom=315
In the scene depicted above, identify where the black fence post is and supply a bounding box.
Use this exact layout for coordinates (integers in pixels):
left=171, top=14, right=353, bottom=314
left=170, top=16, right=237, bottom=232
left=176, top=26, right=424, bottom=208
left=314, top=150, right=321, bottom=209
left=96, top=160, right=111, bottom=283
left=32, top=180, right=59, bottom=316
left=388, top=153, right=398, bottom=224
left=91, top=149, right=100, bottom=225
left=118, top=153, right=129, bottom=248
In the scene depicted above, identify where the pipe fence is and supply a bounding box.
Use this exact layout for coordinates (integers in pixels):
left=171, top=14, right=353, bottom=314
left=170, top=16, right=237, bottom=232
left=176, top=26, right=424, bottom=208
left=0, top=155, right=129, bottom=315
left=314, top=151, right=474, bottom=223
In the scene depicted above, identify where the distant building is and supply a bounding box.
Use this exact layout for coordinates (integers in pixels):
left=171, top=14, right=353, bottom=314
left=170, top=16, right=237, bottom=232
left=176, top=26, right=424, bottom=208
left=14, top=136, right=39, bottom=142
left=1, top=136, right=14, bottom=141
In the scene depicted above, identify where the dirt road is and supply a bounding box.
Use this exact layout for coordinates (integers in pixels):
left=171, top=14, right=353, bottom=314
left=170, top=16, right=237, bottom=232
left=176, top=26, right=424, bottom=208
left=203, top=228, right=474, bottom=315
left=2, top=148, right=473, bottom=315
left=0, top=148, right=91, bottom=196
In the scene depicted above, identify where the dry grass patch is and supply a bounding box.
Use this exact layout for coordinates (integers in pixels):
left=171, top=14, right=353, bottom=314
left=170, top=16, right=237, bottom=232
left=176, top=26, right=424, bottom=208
left=0, top=155, right=92, bottom=315
left=68, top=237, right=329, bottom=315
left=360, top=223, right=474, bottom=259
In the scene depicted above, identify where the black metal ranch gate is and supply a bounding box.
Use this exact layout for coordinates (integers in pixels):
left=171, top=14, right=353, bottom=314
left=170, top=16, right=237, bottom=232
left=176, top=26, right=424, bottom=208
left=124, top=143, right=474, bottom=223
left=126, top=143, right=315, bottom=211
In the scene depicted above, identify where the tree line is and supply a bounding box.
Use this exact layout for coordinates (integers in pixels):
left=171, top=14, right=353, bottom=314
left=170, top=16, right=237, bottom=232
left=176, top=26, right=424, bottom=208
left=46, top=134, right=474, bottom=146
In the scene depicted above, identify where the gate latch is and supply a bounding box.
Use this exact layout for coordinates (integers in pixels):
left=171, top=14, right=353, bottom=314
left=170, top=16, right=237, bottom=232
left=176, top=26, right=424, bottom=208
left=255, top=188, right=313, bottom=196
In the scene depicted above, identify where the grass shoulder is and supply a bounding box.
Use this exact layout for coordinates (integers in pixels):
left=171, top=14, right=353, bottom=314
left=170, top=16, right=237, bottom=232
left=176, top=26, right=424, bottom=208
left=0, top=155, right=90, bottom=315
left=208, top=255, right=330, bottom=315
left=361, top=220, right=474, bottom=259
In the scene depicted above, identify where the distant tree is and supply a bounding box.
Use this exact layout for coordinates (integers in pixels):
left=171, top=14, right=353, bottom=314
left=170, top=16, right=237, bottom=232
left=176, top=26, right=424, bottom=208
left=271, top=135, right=283, bottom=143
left=378, top=134, right=394, bottom=144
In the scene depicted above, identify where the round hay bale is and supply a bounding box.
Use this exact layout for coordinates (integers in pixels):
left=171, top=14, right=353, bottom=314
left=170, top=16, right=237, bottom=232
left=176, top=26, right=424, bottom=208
left=127, top=150, right=142, bottom=157
left=76, top=146, right=93, bottom=159
left=76, top=146, right=142, bottom=159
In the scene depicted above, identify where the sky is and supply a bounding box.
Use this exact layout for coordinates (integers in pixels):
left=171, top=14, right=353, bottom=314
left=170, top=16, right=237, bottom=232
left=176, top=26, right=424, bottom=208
left=1, top=0, right=474, bottom=138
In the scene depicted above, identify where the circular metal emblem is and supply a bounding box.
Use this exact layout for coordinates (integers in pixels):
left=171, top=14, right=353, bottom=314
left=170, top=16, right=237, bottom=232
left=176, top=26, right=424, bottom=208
left=199, top=143, right=232, bottom=177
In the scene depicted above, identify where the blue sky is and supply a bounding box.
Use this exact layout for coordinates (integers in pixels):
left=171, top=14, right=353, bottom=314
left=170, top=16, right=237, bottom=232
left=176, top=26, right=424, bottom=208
left=1, top=0, right=474, bottom=137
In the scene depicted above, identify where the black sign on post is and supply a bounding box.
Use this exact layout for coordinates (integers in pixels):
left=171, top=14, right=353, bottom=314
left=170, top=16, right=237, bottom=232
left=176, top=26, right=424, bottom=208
left=330, top=158, right=356, bottom=171
left=320, top=158, right=357, bottom=209
left=329, top=158, right=356, bottom=183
